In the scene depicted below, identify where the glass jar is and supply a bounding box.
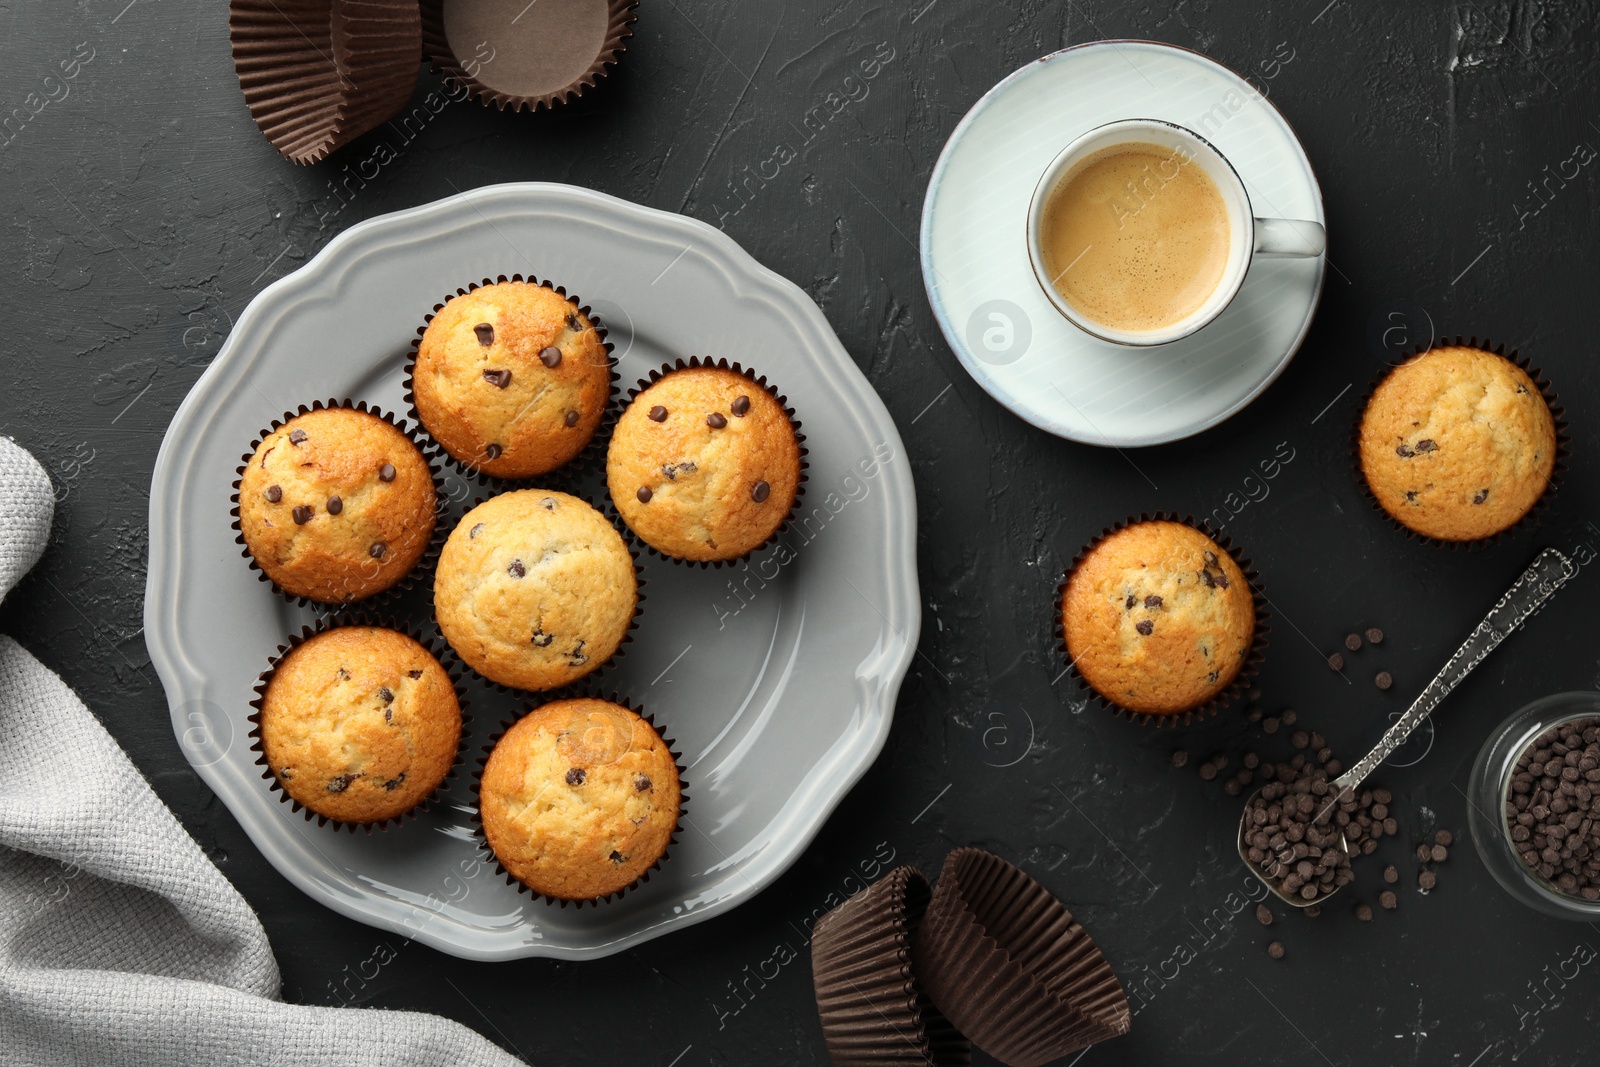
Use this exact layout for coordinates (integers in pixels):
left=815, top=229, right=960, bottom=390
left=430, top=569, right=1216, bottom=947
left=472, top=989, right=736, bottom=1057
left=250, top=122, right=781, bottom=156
left=1467, top=691, right=1600, bottom=921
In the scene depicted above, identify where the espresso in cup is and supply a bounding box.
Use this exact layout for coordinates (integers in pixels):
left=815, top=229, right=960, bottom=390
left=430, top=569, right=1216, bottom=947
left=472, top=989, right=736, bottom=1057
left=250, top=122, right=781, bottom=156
left=1038, top=142, right=1230, bottom=334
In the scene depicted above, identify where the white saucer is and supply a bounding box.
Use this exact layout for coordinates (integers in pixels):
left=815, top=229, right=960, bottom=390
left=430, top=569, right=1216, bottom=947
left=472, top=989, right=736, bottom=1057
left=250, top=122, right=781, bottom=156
left=920, top=41, right=1326, bottom=447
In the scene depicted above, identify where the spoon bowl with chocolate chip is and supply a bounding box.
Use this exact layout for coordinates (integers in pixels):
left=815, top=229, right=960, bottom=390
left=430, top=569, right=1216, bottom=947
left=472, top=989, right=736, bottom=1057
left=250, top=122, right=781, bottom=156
left=1239, top=547, right=1575, bottom=907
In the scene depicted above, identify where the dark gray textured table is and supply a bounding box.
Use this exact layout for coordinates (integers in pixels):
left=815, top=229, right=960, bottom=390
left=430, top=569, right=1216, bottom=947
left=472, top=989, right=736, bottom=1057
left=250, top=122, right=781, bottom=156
left=3, top=1, right=1597, bottom=1063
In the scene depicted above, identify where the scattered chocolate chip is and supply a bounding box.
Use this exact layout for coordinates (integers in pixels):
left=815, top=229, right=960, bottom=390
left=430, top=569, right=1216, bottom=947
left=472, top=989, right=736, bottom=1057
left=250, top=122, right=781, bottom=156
left=531, top=629, right=553, bottom=647
left=1291, top=731, right=1310, bottom=750
left=1345, top=633, right=1362, bottom=652
left=469, top=522, right=484, bottom=539
left=288, top=429, right=307, bottom=445
left=1304, top=905, right=1322, bottom=917
left=1281, top=709, right=1298, bottom=727
left=1263, top=717, right=1280, bottom=735
left=1375, top=671, right=1393, bottom=690
left=1435, top=829, right=1453, bottom=847
left=539, top=346, right=562, bottom=367
left=483, top=369, right=512, bottom=389
left=326, top=496, right=343, bottom=515
left=1354, top=902, right=1373, bottom=921
left=265, top=485, right=282, bottom=503
left=1418, top=870, right=1437, bottom=891
left=1416, top=439, right=1437, bottom=453
left=327, top=775, right=352, bottom=793
left=1267, top=941, right=1285, bottom=960
left=564, top=410, right=579, bottom=427
left=377, top=687, right=393, bottom=703
left=1199, top=762, right=1218, bottom=781
left=648, top=405, right=668, bottom=422
left=474, top=322, right=494, bottom=345
left=485, top=443, right=502, bottom=460
left=1384, top=865, right=1398, bottom=884
left=1135, top=619, right=1154, bottom=636
left=1416, top=843, right=1432, bottom=863
left=637, top=485, right=653, bottom=503
left=1144, top=594, right=1163, bottom=608
left=1225, top=778, right=1243, bottom=796
left=635, top=774, right=652, bottom=791
left=1379, top=890, right=1398, bottom=910
left=565, top=768, right=586, bottom=786
left=1328, top=652, right=1344, bottom=671
left=752, top=480, right=770, bottom=503
left=1365, top=627, right=1384, bottom=644
left=292, top=505, right=312, bottom=525
left=1430, top=844, right=1448, bottom=862
left=379, top=463, right=396, bottom=482
left=1473, top=488, right=1489, bottom=504
left=1255, top=904, right=1274, bottom=926
left=707, top=412, right=727, bottom=429
left=1172, top=750, right=1189, bottom=769
left=731, top=395, right=751, bottom=417
left=369, top=541, right=386, bottom=559
left=507, top=559, right=525, bottom=578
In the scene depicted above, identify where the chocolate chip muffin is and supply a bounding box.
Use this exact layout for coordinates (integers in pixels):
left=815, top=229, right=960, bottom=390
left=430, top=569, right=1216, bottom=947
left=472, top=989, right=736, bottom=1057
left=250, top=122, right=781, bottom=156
left=479, top=697, right=681, bottom=901
left=256, top=626, right=462, bottom=825
left=607, top=364, right=802, bottom=562
left=237, top=406, right=437, bottom=603
left=1061, top=521, right=1255, bottom=717
left=434, top=490, right=636, bottom=691
left=411, top=279, right=611, bottom=479
left=1358, top=345, right=1557, bottom=541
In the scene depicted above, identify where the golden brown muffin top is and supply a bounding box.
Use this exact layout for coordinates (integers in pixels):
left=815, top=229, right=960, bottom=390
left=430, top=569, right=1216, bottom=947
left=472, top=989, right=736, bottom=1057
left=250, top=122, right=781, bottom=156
left=1358, top=346, right=1556, bottom=542
left=258, top=626, right=461, bottom=824
left=412, top=281, right=610, bottom=479
left=434, top=490, right=636, bottom=691
left=238, top=407, right=436, bottom=604
left=479, top=698, right=681, bottom=901
left=1062, top=521, right=1254, bottom=716
left=606, top=366, right=801, bottom=561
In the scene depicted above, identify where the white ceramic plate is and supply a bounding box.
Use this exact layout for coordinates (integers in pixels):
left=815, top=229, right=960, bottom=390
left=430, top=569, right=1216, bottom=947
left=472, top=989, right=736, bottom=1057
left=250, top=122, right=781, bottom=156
left=144, top=183, right=919, bottom=960
left=921, top=40, right=1326, bottom=447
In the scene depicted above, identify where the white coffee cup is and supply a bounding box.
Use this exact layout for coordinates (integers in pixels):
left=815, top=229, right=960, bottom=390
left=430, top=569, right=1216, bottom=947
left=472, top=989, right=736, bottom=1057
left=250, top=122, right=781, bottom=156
left=1026, top=118, right=1325, bottom=347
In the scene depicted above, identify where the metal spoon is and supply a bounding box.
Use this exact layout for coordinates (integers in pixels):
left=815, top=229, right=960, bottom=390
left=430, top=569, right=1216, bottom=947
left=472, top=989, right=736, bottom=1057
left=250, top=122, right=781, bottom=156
left=1239, top=546, right=1576, bottom=908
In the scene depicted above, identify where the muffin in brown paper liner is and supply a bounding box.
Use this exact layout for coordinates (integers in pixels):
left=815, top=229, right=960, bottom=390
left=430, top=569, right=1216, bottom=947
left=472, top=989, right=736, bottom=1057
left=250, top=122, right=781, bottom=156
left=910, top=849, right=1130, bottom=1067
left=420, top=0, right=637, bottom=112
left=605, top=357, right=809, bottom=569
left=1056, top=513, right=1269, bottom=728
left=248, top=614, right=470, bottom=834
left=404, top=274, right=619, bottom=488
left=231, top=399, right=448, bottom=609
left=811, top=866, right=972, bottom=1067
left=229, top=0, right=422, bottom=165
left=1352, top=337, right=1567, bottom=549
left=432, top=490, right=644, bottom=694
left=469, top=693, right=685, bottom=906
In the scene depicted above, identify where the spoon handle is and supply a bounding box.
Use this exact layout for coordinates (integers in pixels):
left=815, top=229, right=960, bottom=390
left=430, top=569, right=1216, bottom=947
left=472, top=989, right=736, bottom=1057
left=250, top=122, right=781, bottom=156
left=1338, top=547, right=1576, bottom=791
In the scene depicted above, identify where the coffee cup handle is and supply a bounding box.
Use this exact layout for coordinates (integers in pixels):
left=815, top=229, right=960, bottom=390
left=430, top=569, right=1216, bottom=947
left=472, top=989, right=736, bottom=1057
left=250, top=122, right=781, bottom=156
left=1254, top=218, right=1326, bottom=258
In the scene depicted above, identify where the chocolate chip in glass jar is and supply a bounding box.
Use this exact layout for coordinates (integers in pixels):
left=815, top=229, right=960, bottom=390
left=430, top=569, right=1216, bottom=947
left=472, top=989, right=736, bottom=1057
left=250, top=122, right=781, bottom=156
left=265, top=485, right=283, bottom=503
left=565, top=768, right=586, bottom=786
left=288, top=428, right=307, bottom=445
left=326, top=496, right=343, bottom=515
left=637, top=485, right=653, bottom=503
left=648, top=405, right=668, bottom=422
left=751, top=480, right=770, bottom=503
left=474, top=322, right=494, bottom=345
left=731, top=395, right=751, bottom=417
left=483, top=369, right=512, bottom=389
left=292, top=505, right=313, bottom=525
left=379, top=463, right=396, bottom=482
left=539, top=346, right=562, bottom=367
left=706, top=412, right=727, bottom=429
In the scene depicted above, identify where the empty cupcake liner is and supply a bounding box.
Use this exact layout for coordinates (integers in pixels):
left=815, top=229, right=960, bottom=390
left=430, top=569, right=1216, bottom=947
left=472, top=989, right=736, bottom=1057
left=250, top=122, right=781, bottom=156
left=811, top=866, right=972, bottom=1067
left=1056, top=512, right=1269, bottom=728
left=404, top=274, right=620, bottom=489
left=433, top=490, right=646, bottom=696
left=229, top=0, right=422, bottom=165
left=248, top=614, right=471, bottom=833
left=231, top=399, right=449, bottom=610
left=1352, top=337, right=1568, bottom=550
left=419, top=0, right=638, bottom=112
left=910, top=849, right=1131, bottom=1067
left=470, top=692, right=686, bottom=906
left=605, top=357, right=810, bottom=570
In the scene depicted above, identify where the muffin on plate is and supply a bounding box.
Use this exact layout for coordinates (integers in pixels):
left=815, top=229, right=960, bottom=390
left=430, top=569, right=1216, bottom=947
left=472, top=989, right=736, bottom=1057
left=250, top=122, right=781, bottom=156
left=237, top=406, right=436, bottom=604
left=479, top=697, right=681, bottom=901
left=434, top=490, right=636, bottom=690
left=1358, top=344, right=1557, bottom=542
left=1061, top=520, right=1255, bottom=717
left=607, top=362, right=802, bottom=562
left=411, top=279, right=611, bottom=479
left=256, top=625, right=462, bottom=825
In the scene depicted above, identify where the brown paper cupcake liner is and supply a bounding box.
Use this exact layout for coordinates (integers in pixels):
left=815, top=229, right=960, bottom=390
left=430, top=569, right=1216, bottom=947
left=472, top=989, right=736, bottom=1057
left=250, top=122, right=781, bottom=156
left=432, top=491, right=646, bottom=696
left=404, top=274, right=620, bottom=490
left=910, top=849, right=1131, bottom=1067
left=230, top=0, right=422, bottom=165
left=231, top=399, right=449, bottom=610
left=811, top=866, right=972, bottom=1067
left=1055, top=512, right=1270, bottom=728
left=469, top=692, right=686, bottom=906
left=605, top=357, right=810, bottom=570
left=419, top=0, right=637, bottom=113
left=1352, top=336, right=1568, bottom=550
left=248, top=614, right=471, bottom=834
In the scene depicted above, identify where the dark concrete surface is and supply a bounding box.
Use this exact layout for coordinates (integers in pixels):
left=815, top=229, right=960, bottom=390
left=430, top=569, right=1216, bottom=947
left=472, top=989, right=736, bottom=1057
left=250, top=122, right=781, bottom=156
left=3, top=1, right=1599, bottom=1064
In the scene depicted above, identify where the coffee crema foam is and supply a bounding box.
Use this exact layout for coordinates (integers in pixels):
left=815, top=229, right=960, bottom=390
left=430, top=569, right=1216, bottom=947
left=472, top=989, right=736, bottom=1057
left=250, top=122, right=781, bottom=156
left=1039, top=142, right=1230, bottom=334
